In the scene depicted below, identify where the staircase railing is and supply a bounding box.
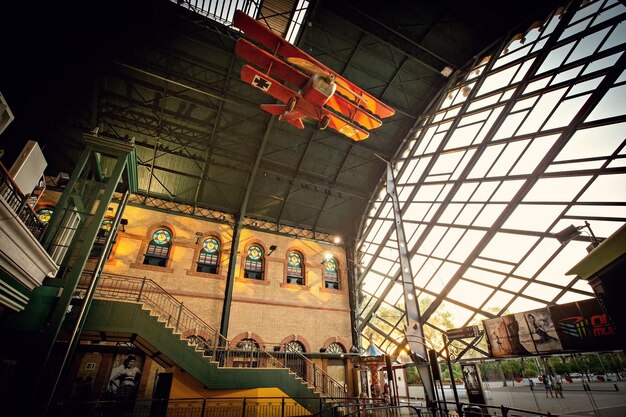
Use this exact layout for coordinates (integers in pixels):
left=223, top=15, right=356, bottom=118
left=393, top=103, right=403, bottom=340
left=78, top=272, right=343, bottom=397
left=270, top=350, right=347, bottom=399
left=77, top=272, right=228, bottom=360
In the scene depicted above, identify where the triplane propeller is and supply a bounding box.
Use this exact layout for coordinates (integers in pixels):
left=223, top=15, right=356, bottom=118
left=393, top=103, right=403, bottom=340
left=233, top=10, right=395, bottom=141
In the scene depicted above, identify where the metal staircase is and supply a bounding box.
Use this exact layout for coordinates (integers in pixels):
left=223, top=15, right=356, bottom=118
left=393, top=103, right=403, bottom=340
left=77, top=272, right=346, bottom=409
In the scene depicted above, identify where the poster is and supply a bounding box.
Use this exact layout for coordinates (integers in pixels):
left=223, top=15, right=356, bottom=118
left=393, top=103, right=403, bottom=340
left=103, top=352, right=144, bottom=402
left=483, top=298, right=619, bottom=358
left=483, top=313, right=536, bottom=358
left=523, top=307, right=562, bottom=353
left=461, top=363, right=485, bottom=405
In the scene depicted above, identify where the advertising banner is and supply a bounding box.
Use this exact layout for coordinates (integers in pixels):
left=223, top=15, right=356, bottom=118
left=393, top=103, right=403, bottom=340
left=523, top=308, right=562, bottom=353
left=483, top=313, right=537, bottom=358
left=549, top=298, right=618, bottom=351
left=483, top=298, right=619, bottom=357
left=461, top=363, right=486, bottom=405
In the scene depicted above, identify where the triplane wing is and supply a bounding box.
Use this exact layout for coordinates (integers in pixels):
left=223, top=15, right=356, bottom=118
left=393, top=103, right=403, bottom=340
left=233, top=10, right=394, bottom=141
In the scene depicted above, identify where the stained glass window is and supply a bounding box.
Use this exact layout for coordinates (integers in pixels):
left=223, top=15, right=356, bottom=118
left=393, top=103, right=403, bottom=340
left=197, top=237, right=220, bottom=274
left=91, top=218, right=114, bottom=258
left=244, top=244, right=264, bottom=280
left=286, top=251, right=304, bottom=285
left=36, top=208, right=54, bottom=224
left=323, top=258, right=340, bottom=289
left=144, top=228, right=172, bottom=267
left=95, top=218, right=113, bottom=244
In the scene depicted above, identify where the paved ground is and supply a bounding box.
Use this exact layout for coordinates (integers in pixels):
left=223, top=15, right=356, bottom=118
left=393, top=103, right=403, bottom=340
left=401, top=380, right=626, bottom=416
left=484, top=380, right=625, bottom=416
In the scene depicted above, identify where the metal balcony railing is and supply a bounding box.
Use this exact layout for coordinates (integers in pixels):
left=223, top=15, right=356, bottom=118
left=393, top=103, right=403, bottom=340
left=0, top=162, right=46, bottom=239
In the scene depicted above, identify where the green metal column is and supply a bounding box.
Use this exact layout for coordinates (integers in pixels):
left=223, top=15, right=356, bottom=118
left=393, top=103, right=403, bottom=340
left=14, top=134, right=137, bottom=416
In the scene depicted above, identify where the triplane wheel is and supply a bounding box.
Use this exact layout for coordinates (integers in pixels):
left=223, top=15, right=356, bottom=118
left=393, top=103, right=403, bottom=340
left=318, top=115, right=330, bottom=130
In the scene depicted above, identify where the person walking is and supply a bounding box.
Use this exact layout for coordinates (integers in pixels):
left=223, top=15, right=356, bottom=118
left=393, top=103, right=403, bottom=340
left=553, top=375, right=564, bottom=398
left=542, top=374, right=554, bottom=398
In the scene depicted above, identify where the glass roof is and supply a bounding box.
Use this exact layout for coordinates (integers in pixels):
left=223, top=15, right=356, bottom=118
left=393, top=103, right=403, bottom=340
left=174, top=0, right=310, bottom=44
left=355, top=0, right=626, bottom=360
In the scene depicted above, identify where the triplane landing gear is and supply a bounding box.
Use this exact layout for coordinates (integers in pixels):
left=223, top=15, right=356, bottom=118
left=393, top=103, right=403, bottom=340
left=317, top=115, right=330, bottom=130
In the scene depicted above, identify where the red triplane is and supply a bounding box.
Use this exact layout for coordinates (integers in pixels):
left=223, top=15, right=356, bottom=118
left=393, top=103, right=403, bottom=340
left=233, top=10, right=395, bottom=141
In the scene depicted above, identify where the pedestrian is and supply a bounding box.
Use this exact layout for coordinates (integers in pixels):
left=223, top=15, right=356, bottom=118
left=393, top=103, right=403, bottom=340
left=542, top=374, right=554, bottom=398
left=553, top=376, right=564, bottom=398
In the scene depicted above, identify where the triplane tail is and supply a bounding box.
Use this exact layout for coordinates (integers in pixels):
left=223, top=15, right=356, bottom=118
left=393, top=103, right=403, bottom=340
left=260, top=104, right=305, bottom=129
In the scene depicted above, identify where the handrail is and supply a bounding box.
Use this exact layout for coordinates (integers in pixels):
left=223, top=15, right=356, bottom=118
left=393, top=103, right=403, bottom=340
left=341, top=404, right=425, bottom=417
left=54, top=396, right=345, bottom=417
left=77, top=272, right=229, bottom=360
left=269, top=349, right=347, bottom=399
left=78, top=272, right=343, bottom=394
left=0, top=161, right=46, bottom=239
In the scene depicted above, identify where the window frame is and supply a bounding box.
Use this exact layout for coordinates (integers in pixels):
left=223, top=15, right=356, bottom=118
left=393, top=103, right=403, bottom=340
left=243, top=243, right=265, bottom=280
left=322, top=257, right=340, bottom=290
left=285, top=249, right=305, bottom=285
left=143, top=227, right=173, bottom=267
left=196, top=236, right=220, bottom=274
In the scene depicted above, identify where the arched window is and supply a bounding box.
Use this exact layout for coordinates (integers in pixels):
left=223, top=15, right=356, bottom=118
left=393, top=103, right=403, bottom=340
left=36, top=208, right=54, bottom=225
left=323, top=257, right=340, bottom=289
left=197, top=237, right=220, bottom=274
left=90, top=217, right=114, bottom=258
left=284, top=340, right=306, bottom=378
left=236, top=338, right=259, bottom=351
left=285, top=340, right=305, bottom=353
left=234, top=338, right=260, bottom=368
left=326, top=343, right=345, bottom=354
left=143, top=228, right=172, bottom=267
left=286, top=250, right=304, bottom=285
left=244, top=244, right=264, bottom=280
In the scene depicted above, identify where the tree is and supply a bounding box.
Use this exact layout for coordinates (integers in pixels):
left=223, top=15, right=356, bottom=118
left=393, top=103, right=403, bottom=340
left=405, top=364, right=421, bottom=384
